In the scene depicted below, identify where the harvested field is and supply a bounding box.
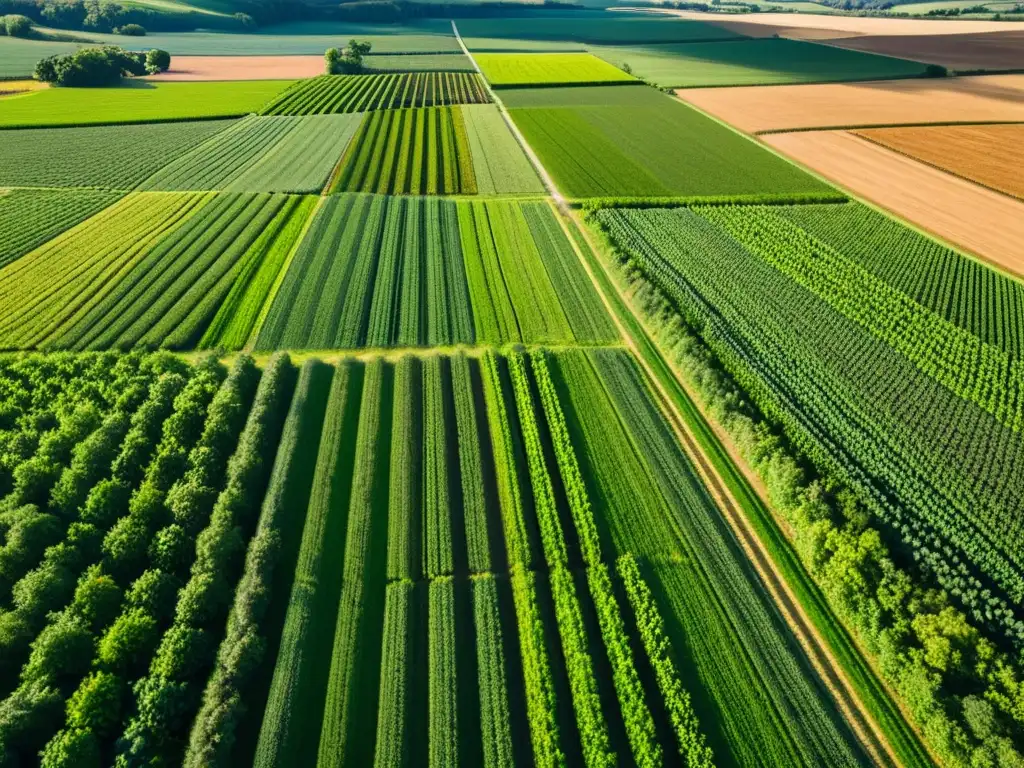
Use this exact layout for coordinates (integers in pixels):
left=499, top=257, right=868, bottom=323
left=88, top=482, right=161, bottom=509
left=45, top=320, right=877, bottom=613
left=764, top=129, right=1024, bottom=277
left=147, top=55, right=326, bottom=81
left=828, top=31, right=1024, bottom=72
left=0, top=80, right=47, bottom=98
left=648, top=8, right=1024, bottom=37
left=678, top=73, right=1024, bottom=132
left=854, top=123, right=1024, bottom=199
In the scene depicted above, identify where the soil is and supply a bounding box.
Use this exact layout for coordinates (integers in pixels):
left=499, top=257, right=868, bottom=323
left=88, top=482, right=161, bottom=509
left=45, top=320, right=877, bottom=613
left=146, top=55, right=325, bottom=81
left=634, top=7, right=1024, bottom=37
left=677, top=73, right=1024, bottom=132
left=854, top=122, right=1024, bottom=199
left=827, top=30, right=1024, bottom=70
left=764, top=129, right=1024, bottom=277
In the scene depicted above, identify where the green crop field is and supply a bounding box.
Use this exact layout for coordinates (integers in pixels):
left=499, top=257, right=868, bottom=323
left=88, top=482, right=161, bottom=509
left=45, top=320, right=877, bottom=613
left=591, top=38, right=930, bottom=87
left=461, top=105, right=544, bottom=195
left=0, top=80, right=294, bottom=129
left=330, top=108, right=476, bottom=195
left=139, top=115, right=360, bottom=193
left=0, top=37, right=83, bottom=79
left=363, top=53, right=476, bottom=72
left=475, top=52, right=638, bottom=86
left=252, top=195, right=616, bottom=349
left=509, top=86, right=836, bottom=199
left=261, top=73, right=490, bottom=115
left=0, top=120, right=229, bottom=189
left=456, top=13, right=745, bottom=43
left=2, top=12, right=1020, bottom=768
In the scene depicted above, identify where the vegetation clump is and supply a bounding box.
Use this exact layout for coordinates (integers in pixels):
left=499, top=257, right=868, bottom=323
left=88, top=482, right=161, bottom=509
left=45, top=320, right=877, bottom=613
left=33, top=46, right=170, bottom=87
left=324, top=39, right=372, bottom=75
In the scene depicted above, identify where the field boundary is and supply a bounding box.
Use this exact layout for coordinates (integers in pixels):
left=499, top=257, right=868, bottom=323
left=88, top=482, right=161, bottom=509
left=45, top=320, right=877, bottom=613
left=756, top=118, right=1024, bottom=134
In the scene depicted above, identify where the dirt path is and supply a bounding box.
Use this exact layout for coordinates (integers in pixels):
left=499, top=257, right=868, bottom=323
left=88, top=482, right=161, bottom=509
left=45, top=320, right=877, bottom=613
left=451, top=21, right=565, bottom=206
left=553, top=204, right=901, bottom=768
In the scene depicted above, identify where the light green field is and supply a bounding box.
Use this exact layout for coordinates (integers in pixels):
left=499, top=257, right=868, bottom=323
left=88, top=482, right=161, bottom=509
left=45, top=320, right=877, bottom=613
left=463, top=37, right=589, bottom=52
left=476, top=52, right=637, bottom=86
left=118, top=0, right=231, bottom=16
left=0, top=80, right=293, bottom=128
left=592, top=38, right=928, bottom=88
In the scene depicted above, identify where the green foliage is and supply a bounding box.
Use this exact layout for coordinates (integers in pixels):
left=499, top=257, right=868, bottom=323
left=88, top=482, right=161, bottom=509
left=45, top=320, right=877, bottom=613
left=34, top=46, right=147, bottom=87
left=325, top=38, right=372, bottom=74
left=115, top=23, right=146, bottom=36
left=260, top=72, right=489, bottom=116
left=145, top=48, right=170, bottom=73
left=2, top=14, right=32, bottom=36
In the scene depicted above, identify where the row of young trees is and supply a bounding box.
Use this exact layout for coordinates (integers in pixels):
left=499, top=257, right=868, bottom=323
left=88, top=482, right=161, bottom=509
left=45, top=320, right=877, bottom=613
left=34, top=46, right=170, bottom=87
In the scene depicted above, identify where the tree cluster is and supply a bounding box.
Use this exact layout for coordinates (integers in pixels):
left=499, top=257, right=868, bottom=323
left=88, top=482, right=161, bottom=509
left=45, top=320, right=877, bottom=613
left=325, top=39, right=372, bottom=75
left=0, top=0, right=254, bottom=33
left=0, top=12, right=32, bottom=35
left=34, top=46, right=170, bottom=87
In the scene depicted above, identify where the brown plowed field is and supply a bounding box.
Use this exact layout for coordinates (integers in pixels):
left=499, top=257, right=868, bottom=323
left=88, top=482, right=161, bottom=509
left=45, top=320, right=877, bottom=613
left=764, top=130, right=1024, bottom=277
left=828, top=30, right=1024, bottom=71
left=678, top=74, right=1024, bottom=132
left=854, top=123, right=1024, bottom=199
left=146, top=55, right=324, bottom=81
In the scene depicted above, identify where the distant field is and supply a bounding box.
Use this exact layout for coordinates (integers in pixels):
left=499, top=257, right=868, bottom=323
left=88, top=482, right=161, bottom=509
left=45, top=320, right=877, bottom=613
left=462, top=36, right=588, bottom=52
left=148, top=55, right=326, bottom=81
left=261, top=74, right=490, bottom=115
left=507, top=85, right=836, bottom=198
left=475, top=52, right=637, bottom=86
left=50, top=21, right=461, bottom=55
left=0, top=80, right=293, bottom=128
left=592, top=38, right=927, bottom=87
left=455, top=14, right=744, bottom=43
left=678, top=73, right=1024, bottom=132
left=0, top=120, right=229, bottom=188
left=854, top=123, right=1024, bottom=199
left=139, top=115, right=360, bottom=193
left=363, top=53, right=475, bottom=72
left=0, top=36, right=82, bottom=79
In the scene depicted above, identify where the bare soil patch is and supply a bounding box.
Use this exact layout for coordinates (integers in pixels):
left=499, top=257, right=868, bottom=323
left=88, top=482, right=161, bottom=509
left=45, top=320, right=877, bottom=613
left=634, top=8, right=1024, bottom=37
left=678, top=73, right=1024, bottom=132
left=146, top=55, right=324, bottom=81
left=828, top=30, right=1024, bottom=71
left=854, top=123, right=1024, bottom=199
left=764, top=130, right=1024, bottom=277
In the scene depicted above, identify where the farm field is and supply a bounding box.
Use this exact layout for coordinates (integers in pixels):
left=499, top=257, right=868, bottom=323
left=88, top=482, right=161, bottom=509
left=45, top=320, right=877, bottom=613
left=0, top=36, right=83, bottom=79
left=592, top=201, right=1024, bottom=631
left=261, top=73, right=490, bottom=115
left=253, top=196, right=617, bottom=349
left=824, top=30, right=1024, bottom=71
left=146, top=55, right=327, bottom=81
left=591, top=38, right=928, bottom=88
left=3, top=10, right=1024, bottom=768
left=677, top=73, right=1024, bottom=132
left=0, top=189, right=123, bottom=270
left=475, top=52, right=639, bottom=86
left=0, top=349, right=873, bottom=768
left=763, top=129, right=1024, bottom=275
left=0, top=121, right=229, bottom=189
left=506, top=85, right=839, bottom=198
left=853, top=122, right=1024, bottom=199
left=461, top=105, right=544, bottom=195
left=330, top=108, right=476, bottom=195
left=139, top=115, right=361, bottom=193
left=0, top=80, right=294, bottom=128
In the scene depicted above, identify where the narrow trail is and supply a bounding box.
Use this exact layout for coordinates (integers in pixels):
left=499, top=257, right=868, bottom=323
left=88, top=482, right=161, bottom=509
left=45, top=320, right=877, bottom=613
left=451, top=21, right=565, bottom=206
left=455, top=21, right=902, bottom=765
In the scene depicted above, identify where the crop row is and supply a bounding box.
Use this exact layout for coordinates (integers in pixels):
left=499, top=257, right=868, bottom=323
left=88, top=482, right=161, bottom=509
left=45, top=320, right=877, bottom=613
left=0, top=192, right=315, bottom=352
left=253, top=195, right=616, bottom=350
left=330, top=107, right=476, bottom=195
left=0, top=349, right=870, bottom=767
left=139, top=114, right=361, bottom=194
left=0, top=189, right=122, bottom=271
left=260, top=73, right=490, bottom=116
left=593, top=204, right=1024, bottom=639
